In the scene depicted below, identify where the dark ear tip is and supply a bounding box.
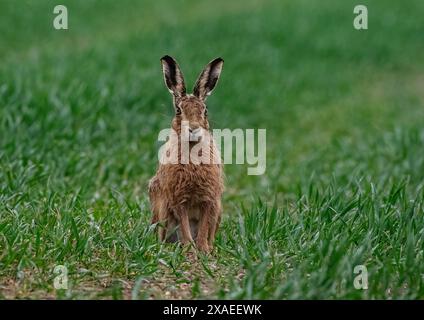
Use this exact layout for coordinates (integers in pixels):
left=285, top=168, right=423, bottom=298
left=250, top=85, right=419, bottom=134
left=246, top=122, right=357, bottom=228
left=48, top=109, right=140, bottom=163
left=160, top=55, right=175, bottom=63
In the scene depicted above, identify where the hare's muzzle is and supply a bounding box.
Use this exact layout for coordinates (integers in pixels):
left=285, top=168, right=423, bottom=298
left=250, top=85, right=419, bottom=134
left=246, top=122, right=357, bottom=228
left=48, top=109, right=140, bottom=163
left=189, top=127, right=203, bottom=142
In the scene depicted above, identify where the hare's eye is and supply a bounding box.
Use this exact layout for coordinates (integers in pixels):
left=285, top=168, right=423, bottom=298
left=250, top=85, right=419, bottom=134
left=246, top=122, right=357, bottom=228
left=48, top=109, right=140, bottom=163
left=204, top=108, right=208, bottom=116
left=175, top=106, right=182, bottom=115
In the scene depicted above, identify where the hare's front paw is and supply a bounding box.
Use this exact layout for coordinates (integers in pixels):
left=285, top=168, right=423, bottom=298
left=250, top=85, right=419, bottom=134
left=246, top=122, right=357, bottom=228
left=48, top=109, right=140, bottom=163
left=196, top=241, right=210, bottom=253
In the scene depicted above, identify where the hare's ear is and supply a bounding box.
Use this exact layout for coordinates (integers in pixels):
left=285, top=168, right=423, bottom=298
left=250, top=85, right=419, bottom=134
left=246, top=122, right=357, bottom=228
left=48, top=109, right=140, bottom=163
left=160, top=55, right=186, bottom=97
left=193, top=58, right=224, bottom=100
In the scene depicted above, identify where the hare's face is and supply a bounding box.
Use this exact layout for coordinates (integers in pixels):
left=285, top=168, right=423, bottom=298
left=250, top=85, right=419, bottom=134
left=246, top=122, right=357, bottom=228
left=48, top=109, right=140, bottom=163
left=160, top=55, right=223, bottom=142
left=173, top=95, right=209, bottom=141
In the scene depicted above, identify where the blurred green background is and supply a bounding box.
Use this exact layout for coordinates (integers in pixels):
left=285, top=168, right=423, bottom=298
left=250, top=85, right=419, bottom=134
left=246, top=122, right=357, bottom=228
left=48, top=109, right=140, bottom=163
left=0, top=0, right=423, bottom=299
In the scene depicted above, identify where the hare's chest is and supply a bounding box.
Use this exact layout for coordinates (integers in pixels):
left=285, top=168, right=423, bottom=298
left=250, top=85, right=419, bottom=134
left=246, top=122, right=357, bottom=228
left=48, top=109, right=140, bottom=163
left=183, top=165, right=214, bottom=192
left=169, top=164, right=220, bottom=197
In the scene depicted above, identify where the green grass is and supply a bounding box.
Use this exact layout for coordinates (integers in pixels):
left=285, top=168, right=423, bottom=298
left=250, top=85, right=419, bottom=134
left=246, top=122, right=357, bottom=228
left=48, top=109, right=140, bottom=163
left=1, top=0, right=424, bottom=299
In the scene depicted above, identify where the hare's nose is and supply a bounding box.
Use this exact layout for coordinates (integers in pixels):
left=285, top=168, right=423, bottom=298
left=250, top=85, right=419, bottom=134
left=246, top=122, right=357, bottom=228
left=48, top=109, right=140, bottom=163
left=190, top=127, right=201, bottom=134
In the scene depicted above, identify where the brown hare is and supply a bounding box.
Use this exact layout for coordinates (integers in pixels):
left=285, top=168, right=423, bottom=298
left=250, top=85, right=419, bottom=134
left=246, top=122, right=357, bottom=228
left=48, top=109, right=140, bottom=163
left=149, top=55, right=224, bottom=253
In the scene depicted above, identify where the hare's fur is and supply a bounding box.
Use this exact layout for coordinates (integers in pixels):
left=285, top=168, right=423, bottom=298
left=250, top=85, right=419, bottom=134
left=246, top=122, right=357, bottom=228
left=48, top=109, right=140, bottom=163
left=149, top=56, right=224, bottom=252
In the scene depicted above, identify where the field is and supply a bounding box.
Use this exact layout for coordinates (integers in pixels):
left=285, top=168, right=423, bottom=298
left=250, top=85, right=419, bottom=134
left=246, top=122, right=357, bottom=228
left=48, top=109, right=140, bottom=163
left=1, top=0, right=424, bottom=299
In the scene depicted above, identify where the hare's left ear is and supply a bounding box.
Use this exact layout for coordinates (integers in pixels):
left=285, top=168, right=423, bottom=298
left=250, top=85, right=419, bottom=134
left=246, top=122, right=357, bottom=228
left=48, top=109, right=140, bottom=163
left=193, top=58, right=224, bottom=101
left=160, top=55, right=186, bottom=98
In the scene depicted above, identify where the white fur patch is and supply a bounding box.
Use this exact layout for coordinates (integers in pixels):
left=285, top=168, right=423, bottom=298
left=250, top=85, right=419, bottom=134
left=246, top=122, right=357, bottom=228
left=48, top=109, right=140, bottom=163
left=189, top=128, right=203, bottom=142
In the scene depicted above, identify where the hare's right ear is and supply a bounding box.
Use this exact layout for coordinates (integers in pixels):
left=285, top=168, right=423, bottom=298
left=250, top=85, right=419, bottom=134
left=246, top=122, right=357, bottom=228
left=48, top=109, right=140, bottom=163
left=160, top=55, right=186, bottom=97
left=193, top=58, right=224, bottom=101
